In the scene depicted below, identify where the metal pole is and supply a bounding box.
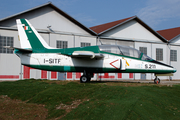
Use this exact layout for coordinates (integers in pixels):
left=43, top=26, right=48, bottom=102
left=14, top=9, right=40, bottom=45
left=48, top=32, right=51, bottom=80
left=73, top=34, right=75, bottom=47
left=151, top=43, right=152, bottom=80
left=167, top=43, right=171, bottom=81
left=47, top=25, right=51, bottom=80
left=20, top=64, right=22, bottom=80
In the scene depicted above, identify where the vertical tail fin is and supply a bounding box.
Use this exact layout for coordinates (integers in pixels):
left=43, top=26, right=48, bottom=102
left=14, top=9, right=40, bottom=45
left=16, top=19, right=51, bottom=50
left=16, top=19, right=31, bottom=49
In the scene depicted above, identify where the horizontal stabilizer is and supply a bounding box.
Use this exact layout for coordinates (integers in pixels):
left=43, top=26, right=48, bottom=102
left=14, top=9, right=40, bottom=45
left=72, top=51, right=104, bottom=59
left=3, top=46, right=32, bottom=53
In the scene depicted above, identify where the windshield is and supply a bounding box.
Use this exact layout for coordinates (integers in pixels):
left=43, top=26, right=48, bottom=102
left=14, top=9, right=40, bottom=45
left=119, top=46, right=141, bottom=58
left=99, top=45, right=141, bottom=58
left=141, top=54, right=152, bottom=60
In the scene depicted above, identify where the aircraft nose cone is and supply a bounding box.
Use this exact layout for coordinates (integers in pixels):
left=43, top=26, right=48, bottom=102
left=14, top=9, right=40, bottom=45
left=173, top=68, right=177, bottom=73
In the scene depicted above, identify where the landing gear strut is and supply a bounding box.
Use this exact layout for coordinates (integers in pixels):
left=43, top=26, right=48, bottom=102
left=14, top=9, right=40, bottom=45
left=80, top=71, right=93, bottom=83
left=154, top=76, right=160, bottom=84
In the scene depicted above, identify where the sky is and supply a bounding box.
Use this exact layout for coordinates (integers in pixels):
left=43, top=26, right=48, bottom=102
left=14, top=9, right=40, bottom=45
left=0, top=0, right=180, bottom=31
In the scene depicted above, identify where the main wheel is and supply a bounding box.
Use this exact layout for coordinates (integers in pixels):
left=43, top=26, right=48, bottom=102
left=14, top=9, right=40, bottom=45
left=80, top=75, right=88, bottom=83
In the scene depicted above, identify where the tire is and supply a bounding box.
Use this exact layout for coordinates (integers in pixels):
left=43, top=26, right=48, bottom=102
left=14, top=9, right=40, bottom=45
left=154, top=78, right=160, bottom=84
left=80, top=75, right=88, bottom=83
left=154, top=79, right=157, bottom=84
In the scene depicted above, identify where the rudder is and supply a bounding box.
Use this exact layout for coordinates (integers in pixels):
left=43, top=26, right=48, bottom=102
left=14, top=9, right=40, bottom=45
left=16, top=19, right=51, bottom=50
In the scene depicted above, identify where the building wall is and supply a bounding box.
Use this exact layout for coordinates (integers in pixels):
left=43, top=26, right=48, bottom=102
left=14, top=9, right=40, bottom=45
left=0, top=29, right=21, bottom=80
left=102, top=20, right=161, bottom=42
left=169, top=45, right=180, bottom=80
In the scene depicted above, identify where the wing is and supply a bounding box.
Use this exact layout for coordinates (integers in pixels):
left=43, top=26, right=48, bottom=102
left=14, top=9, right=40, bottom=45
left=71, top=51, right=104, bottom=59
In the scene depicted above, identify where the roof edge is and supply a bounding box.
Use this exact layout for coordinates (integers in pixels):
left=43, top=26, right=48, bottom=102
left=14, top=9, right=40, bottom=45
left=48, top=3, right=97, bottom=36
left=98, top=16, right=136, bottom=35
left=0, top=2, right=51, bottom=22
left=0, top=2, right=97, bottom=36
left=135, top=16, right=167, bottom=43
left=168, top=34, right=180, bottom=43
left=97, top=16, right=167, bottom=43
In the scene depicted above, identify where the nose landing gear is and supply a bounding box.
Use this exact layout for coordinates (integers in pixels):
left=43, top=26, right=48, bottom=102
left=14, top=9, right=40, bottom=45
left=154, top=76, right=160, bottom=84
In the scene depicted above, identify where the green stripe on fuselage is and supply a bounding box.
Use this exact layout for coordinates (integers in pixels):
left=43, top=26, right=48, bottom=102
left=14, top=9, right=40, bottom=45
left=23, top=64, right=175, bottom=74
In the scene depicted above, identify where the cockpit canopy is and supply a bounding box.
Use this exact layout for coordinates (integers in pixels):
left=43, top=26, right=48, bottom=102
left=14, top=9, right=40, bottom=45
left=99, top=45, right=152, bottom=60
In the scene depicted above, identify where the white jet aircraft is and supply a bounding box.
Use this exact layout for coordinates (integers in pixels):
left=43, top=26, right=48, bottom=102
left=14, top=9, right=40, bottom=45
left=10, top=19, right=176, bottom=83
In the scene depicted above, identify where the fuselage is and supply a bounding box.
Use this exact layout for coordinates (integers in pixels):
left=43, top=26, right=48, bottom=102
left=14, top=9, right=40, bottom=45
left=15, top=45, right=176, bottom=74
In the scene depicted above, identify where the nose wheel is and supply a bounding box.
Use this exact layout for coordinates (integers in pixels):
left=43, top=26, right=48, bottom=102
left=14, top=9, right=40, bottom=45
left=154, top=76, right=160, bottom=84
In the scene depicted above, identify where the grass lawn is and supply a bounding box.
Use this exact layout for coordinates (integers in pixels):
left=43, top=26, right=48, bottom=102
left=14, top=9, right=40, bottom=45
left=0, top=79, right=180, bottom=119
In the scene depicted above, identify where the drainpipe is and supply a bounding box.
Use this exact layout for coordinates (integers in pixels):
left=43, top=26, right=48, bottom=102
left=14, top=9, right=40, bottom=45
left=167, top=43, right=171, bottom=81
left=47, top=25, right=51, bottom=80
left=96, top=36, right=100, bottom=45
left=48, top=32, right=51, bottom=80
left=73, top=34, right=75, bottom=47
left=133, top=42, right=135, bottom=80
left=20, top=64, right=22, bottom=80
left=96, top=36, right=99, bottom=81
left=151, top=43, right=152, bottom=80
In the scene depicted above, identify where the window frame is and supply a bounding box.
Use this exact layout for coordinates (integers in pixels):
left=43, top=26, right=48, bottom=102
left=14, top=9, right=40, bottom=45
left=156, top=48, right=163, bottom=61
left=56, top=40, right=68, bottom=49
left=0, top=36, right=14, bottom=54
left=139, top=47, right=147, bottom=55
left=170, top=49, right=177, bottom=62
left=81, top=42, right=91, bottom=47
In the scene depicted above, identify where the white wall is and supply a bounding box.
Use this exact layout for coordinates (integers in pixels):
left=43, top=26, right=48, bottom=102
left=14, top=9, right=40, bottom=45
left=169, top=45, right=180, bottom=80
left=0, top=29, right=21, bottom=79
left=102, top=20, right=162, bottom=42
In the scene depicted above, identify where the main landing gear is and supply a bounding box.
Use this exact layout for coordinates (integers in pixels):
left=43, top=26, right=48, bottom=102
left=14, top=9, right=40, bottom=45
left=80, top=71, right=94, bottom=83
left=154, top=76, right=160, bottom=84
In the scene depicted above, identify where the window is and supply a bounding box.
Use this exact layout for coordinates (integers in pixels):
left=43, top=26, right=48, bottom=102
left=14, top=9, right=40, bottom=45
left=0, top=36, right=14, bottom=54
left=56, top=41, right=68, bottom=48
left=156, top=48, right=163, bottom=61
left=139, top=47, right=147, bottom=55
left=81, top=42, right=91, bottom=47
left=170, top=50, right=177, bottom=61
